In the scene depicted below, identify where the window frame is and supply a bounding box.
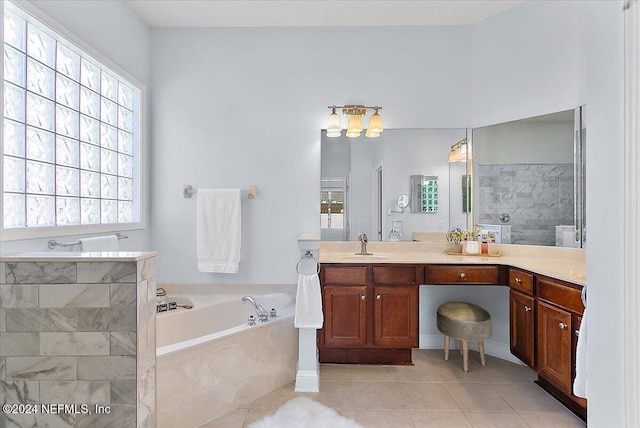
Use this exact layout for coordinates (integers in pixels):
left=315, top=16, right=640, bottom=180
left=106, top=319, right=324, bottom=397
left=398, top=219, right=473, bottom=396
left=1, top=0, right=147, bottom=242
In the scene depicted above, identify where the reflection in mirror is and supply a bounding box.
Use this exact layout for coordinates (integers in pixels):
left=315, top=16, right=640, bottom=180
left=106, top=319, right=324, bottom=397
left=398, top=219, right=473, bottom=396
left=321, top=129, right=466, bottom=241
left=320, top=178, right=346, bottom=241
left=472, top=108, right=585, bottom=247
left=396, top=194, right=409, bottom=210
left=410, top=175, right=439, bottom=213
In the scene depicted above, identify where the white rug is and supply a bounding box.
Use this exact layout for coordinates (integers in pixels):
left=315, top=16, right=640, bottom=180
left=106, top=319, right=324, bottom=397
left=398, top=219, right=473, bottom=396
left=248, top=397, right=364, bottom=428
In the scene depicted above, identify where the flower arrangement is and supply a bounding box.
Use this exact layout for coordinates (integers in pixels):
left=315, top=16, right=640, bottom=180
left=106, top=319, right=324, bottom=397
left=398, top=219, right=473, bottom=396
left=446, top=227, right=482, bottom=245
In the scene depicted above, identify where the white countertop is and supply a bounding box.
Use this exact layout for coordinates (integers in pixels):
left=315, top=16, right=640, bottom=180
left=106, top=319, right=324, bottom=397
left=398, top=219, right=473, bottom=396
left=0, top=251, right=157, bottom=262
left=319, top=242, right=586, bottom=285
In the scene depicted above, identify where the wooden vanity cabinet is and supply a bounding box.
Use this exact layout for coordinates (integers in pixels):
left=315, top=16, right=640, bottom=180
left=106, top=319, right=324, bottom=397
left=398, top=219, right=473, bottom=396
left=537, top=299, right=573, bottom=392
left=373, top=285, right=418, bottom=348
left=319, top=264, right=420, bottom=364
left=322, top=285, right=367, bottom=347
left=509, top=289, right=535, bottom=367
left=508, top=268, right=536, bottom=367
left=535, top=275, right=586, bottom=419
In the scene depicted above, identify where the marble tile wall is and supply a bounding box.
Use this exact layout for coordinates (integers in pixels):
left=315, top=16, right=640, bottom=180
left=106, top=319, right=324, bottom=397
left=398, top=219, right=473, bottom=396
left=0, top=257, right=156, bottom=428
left=478, top=164, right=574, bottom=246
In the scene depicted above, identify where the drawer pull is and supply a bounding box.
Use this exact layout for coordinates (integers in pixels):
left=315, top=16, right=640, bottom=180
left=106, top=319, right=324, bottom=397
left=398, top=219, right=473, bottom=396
left=376, top=294, right=382, bottom=300
left=361, top=295, right=366, bottom=300
left=524, top=305, right=532, bottom=312
left=459, top=272, right=466, bottom=279
left=515, top=277, right=522, bottom=284
left=575, top=330, right=580, bottom=337
left=559, top=322, right=567, bottom=330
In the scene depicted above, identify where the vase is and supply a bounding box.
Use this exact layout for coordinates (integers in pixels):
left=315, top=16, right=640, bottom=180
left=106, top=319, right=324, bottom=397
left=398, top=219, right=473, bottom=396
left=449, top=242, right=463, bottom=253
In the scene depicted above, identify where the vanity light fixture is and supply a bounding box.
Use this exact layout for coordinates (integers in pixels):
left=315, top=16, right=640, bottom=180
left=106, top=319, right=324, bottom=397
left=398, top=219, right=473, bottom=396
left=326, top=105, right=384, bottom=138
left=448, top=138, right=471, bottom=162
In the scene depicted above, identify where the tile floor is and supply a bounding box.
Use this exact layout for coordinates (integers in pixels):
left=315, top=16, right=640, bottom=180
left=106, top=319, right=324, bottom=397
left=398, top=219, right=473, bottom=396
left=203, top=349, right=587, bottom=428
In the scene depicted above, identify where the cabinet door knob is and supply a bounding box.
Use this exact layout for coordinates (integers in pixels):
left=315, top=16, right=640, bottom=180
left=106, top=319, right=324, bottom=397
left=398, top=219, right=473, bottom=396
left=515, top=277, right=522, bottom=284
left=559, top=322, right=567, bottom=330
left=575, top=330, right=580, bottom=337
left=459, top=272, right=466, bottom=279
left=524, top=305, right=532, bottom=312
left=361, top=295, right=366, bottom=300
left=376, top=294, right=381, bottom=300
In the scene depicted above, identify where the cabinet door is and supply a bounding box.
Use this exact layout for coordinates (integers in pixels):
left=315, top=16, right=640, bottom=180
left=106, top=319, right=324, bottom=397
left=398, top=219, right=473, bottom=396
left=323, top=285, right=367, bottom=347
left=509, top=290, right=535, bottom=367
left=373, top=285, right=418, bottom=348
left=537, top=300, right=572, bottom=393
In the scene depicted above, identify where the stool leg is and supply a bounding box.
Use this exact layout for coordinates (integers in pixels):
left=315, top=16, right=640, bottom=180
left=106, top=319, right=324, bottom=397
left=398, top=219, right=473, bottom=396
left=444, top=336, right=450, bottom=360
left=479, top=341, right=486, bottom=366
left=461, top=340, right=469, bottom=372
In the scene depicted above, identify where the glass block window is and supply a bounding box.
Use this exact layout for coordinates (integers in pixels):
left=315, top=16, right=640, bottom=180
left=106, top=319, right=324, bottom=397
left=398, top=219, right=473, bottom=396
left=2, top=2, right=142, bottom=232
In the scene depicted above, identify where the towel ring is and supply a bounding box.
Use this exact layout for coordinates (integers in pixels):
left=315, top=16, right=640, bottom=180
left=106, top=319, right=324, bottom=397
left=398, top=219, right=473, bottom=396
left=297, top=250, right=320, bottom=275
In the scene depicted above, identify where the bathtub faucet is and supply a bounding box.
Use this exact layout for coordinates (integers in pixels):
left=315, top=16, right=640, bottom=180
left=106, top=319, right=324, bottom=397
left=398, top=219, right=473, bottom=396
left=242, top=296, right=269, bottom=322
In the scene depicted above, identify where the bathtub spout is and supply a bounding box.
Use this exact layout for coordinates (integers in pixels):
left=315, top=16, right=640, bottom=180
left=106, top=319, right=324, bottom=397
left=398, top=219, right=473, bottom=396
left=242, top=296, right=270, bottom=322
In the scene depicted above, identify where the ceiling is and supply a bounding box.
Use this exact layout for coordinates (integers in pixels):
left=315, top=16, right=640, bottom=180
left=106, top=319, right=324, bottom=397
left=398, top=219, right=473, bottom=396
left=127, top=0, right=525, bottom=28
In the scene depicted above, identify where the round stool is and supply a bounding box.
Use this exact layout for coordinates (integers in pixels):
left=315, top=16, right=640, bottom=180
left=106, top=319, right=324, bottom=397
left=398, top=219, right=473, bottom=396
left=436, top=302, right=492, bottom=372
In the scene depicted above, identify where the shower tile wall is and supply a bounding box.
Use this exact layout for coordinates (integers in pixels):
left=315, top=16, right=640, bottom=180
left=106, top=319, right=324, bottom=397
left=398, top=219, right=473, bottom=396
left=0, top=256, right=156, bottom=428
left=478, top=164, right=574, bottom=246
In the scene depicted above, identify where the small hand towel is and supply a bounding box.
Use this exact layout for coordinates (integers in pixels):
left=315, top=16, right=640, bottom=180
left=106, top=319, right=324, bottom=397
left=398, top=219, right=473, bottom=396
left=197, top=188, right=241, bottom=273
left=294, top=274, right=323, bottom=329
left=573, top=305, right=587, bottom=398
left=79, top=235, right=119, bottom=252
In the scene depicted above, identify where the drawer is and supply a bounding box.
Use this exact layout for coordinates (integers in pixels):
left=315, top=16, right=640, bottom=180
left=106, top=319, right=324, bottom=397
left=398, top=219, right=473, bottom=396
left=509, top=268, right=534, bottom=294
left=425, top=265, right=501, bottom=285
left=322, top=266, right=367, bottom=285
left=372, top=265, right=421, bottom=285
left=537, top=276, right=584, bottom=314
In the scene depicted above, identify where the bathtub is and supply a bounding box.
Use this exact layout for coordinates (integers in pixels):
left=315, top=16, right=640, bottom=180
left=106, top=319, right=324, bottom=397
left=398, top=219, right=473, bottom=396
left=156, top=292, right=298, bottom=428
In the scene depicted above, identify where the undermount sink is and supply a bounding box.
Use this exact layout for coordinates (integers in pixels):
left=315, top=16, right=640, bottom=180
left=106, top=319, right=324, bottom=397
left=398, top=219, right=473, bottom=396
left=335, top=254, right=389, bottom=261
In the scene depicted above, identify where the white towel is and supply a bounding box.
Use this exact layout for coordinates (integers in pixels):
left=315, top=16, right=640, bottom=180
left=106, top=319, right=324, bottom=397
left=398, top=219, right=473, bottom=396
left=79, top=235, right=119, bottom=251
left=573, top=306, right=588, bottom=398
left=197, top=188, right=241, bottom=273
left=295, top=274, right=324, bottom=329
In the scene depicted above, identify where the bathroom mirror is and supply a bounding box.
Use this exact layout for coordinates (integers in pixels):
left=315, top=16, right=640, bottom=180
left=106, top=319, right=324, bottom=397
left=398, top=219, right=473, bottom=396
left=471, top=107, right=586, bottom=247
left=320, top=107, right=585, bottom=247
left=396, top=194, right=409, bottom=210
left=321, top=128, right=466, bottom=241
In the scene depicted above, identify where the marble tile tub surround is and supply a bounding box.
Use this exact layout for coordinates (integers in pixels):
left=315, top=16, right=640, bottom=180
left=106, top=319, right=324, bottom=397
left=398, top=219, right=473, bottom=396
left=0, top=252, right=156, bottom=428
left=477, top=163, right=574, bottom=246
left=319, top=241, right=586, bottom=285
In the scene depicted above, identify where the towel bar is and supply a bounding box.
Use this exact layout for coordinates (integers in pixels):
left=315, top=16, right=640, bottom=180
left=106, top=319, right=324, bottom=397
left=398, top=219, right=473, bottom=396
left=47, top=233, right=128, bottom=249
left=184, top=185, right=257, bottom=199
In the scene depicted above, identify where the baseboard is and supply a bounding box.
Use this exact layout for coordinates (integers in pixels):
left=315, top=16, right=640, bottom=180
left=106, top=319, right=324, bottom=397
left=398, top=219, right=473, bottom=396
left=419, top=334, right=524, bottom=365
left=294, top=370, right=319, bottom=392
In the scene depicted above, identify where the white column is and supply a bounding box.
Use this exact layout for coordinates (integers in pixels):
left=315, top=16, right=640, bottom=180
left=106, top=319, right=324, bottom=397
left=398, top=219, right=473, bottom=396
left=295, top=233, right=321, bottom=392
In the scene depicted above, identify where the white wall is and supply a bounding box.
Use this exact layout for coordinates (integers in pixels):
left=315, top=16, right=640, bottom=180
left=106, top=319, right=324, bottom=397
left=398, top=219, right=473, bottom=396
left=149, top=26, right=472, bottom=283
left=471, top=1, right=587, bottom=127
left=1, top=0, right=151, bottom=253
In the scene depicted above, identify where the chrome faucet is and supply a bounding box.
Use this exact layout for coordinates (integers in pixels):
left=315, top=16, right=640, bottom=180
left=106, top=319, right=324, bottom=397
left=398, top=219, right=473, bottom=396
left=242, top=296, right=269, bottom=322
left=357, top=232, right=372, bottom=255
